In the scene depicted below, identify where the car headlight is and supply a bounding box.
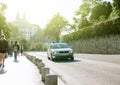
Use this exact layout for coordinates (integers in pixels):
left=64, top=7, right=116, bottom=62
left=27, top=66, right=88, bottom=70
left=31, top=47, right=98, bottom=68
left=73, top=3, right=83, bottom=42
left=69, top=49, right=73, bottom=53
left=52, top=51, right=58, bottom=54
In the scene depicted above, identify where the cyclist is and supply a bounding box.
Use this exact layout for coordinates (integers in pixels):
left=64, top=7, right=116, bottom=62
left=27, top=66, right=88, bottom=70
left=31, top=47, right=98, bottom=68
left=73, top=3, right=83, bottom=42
left=0, top=34, right=8, bottom=68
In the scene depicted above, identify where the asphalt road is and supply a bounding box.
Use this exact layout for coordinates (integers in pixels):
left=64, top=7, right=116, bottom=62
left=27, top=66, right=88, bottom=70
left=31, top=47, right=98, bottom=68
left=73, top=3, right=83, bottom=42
left=26, top=52, right=120, bottom=85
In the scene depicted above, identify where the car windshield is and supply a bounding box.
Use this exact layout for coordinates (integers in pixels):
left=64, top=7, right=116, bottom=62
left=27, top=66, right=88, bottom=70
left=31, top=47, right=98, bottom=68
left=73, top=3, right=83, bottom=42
left=52, top=43, right=70, bottom=49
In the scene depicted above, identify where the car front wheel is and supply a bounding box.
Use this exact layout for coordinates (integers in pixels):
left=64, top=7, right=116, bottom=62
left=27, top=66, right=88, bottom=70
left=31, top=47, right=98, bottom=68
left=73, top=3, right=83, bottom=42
left=71, top=57, right=74, bottom=60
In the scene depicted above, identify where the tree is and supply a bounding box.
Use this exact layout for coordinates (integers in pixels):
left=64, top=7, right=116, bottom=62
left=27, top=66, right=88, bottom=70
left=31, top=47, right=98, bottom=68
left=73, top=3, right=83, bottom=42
left=109, top=0, right=120, bottom=19
left=9, top=24, right=25, bottom=41
left=30, top=28, right=46, bottom=43
left=73, top=0, right=112, bottom=29
left=77, top=17, right=90, bottom=29
left=44, top=13, right=68, bottom=41
left=113, top=0, right=120, bottom=15
left=74, top=0, right=98, bottom=29
left=0, top=2, right=10, bottom=39
left=0, top=2, right=7, bottom=15
left=19, top=39, right=28, bottom=50
left=90, top=1, right=112, bottom=22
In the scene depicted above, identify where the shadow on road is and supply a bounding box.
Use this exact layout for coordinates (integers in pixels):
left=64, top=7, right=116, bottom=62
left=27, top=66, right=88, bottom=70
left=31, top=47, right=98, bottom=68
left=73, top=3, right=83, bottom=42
left=0, top=69, right=7, bottom=74
left=53, top=59, right=81, bottom=63
left=13, top=60, right=19, bottom=63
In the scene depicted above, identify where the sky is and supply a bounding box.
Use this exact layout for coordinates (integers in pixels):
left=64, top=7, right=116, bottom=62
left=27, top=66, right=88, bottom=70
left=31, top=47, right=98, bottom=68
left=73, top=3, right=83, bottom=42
left=1, top=0, right=112, bottom=29
left=1, top=0, right=82, bottom=28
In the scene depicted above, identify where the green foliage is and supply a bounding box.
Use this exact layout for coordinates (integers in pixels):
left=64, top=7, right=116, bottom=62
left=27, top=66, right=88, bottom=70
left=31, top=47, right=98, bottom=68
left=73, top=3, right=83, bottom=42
left=44, top=13, right=68, bottom=41
left=109, top=0, right=120, bottom=19
left=90, top=1, right=112, bottom=22
left=28, top=28, right=50, bottom=51
left=35, top=43, right=43, bottom=51
left=8, top=24, right=28, bottom=50
left=0, top=2, right=10, bottom=39
left=9, top=24, right=25, bottom=41
left=73, top=0, right=112, bottom=30
left=62, top=18, right=120, bottom=42
left=19, top=39, right=28, bottom=50
left=30, top=28, right=47, bottom=43
left=0, top=2, right=7, bottom=15
left=74, top=0, right=92, bottom=29
left=113, top=0, right=120, bottom=13
left=78, top=17, right=90, bottom=29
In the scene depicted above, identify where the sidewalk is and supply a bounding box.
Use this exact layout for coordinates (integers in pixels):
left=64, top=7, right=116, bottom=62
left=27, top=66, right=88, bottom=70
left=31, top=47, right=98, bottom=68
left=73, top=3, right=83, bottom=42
left=0, top=55, right=43, bottom=85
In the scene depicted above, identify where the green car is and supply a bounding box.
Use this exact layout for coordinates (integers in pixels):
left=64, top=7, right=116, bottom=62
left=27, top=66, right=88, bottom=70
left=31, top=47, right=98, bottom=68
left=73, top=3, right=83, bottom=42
left=47, top=42, right=74, bottom=61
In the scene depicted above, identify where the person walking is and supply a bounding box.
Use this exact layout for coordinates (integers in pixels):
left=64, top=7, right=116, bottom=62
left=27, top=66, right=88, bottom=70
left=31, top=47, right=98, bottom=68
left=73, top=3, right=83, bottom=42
left=0, top=34, right=8, bottom=67
left=20, top=45, right=24, bottom=56
left=13, top=41, right=19, bottom=61
left=8, top=41, right=13, bottom=57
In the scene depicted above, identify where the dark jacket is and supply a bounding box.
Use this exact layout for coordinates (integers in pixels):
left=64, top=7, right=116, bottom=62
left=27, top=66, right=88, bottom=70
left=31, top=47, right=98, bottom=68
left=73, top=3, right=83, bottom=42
left=0, top=39, right=8, bottom=53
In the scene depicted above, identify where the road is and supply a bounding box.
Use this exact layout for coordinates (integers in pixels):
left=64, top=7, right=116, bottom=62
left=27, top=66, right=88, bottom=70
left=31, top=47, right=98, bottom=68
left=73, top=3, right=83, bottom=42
left=26, top=52, right=120, bottom=85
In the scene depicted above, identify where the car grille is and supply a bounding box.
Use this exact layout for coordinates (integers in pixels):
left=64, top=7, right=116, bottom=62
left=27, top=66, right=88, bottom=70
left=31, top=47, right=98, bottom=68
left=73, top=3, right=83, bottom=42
left=59, top=51, right=69, bottom=53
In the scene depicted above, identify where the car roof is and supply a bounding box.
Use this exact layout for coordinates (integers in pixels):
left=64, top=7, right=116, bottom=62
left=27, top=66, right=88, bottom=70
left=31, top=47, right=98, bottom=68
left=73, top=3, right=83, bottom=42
left=50, top=42, right=67, bottom=45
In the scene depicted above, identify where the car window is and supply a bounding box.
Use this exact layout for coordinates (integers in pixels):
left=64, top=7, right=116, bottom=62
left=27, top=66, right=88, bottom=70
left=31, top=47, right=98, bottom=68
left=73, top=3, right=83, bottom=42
left=52, top=45, right=59, bottom=49
left=51, top=43, right=70, bottom=49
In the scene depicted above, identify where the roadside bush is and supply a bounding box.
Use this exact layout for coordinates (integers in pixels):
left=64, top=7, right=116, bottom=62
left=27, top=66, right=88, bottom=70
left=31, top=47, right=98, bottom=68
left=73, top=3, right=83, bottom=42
left=63, top=18, right=120, bottom=42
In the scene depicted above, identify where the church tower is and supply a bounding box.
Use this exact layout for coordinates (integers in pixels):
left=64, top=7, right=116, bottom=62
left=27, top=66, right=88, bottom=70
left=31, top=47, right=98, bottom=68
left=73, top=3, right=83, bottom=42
left=11, top=10, right=39, bottom=40
left=23, top=11, right=26, bottom=20
left=16, top=10, right=20, bottom=20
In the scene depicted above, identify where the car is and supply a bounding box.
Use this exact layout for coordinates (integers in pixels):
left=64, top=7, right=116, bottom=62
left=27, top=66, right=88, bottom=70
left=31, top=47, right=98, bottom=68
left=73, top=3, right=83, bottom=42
left=47, top=42, right=74, bottom=61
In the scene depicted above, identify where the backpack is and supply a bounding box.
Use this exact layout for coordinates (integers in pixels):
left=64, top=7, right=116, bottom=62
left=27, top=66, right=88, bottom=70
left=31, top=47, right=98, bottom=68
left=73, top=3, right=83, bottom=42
left=13, top=44, right=19, bottom=51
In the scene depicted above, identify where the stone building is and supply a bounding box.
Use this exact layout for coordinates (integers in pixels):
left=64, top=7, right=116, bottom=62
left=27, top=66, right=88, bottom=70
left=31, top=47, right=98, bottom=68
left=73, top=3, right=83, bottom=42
left=11, top=11, right=39, bottom=40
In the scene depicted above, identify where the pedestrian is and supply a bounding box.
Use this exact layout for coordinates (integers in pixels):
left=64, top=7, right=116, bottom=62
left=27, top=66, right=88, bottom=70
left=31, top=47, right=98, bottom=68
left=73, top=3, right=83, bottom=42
left=0, top=34, right=8, bottom=67
left=8, top=41, right=13, bottom=57
left=20, top=45, right=24, bottom=56
left=13, top=41, right=19, bottom=61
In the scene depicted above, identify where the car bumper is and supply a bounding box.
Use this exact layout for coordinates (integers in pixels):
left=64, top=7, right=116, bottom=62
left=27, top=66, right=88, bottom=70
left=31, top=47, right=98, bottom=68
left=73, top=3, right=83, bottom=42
left=52, top=53, right=74, bottom=59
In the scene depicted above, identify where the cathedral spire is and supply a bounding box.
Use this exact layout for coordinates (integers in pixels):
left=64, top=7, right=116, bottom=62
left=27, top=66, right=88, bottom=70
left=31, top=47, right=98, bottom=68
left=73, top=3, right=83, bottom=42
left=16, top=10, right=20, bottom=20
left=23, top=11, right=26, bottom=20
